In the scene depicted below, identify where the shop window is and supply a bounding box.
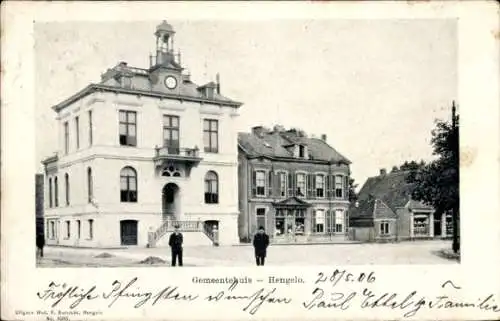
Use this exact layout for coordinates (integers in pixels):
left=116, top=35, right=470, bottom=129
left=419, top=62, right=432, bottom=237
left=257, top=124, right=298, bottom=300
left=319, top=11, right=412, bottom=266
left=275, top=209, right=285, bottom=236
left=413, top=215, right=429, bottom=236
left=380, top=221, right=390, bottom=236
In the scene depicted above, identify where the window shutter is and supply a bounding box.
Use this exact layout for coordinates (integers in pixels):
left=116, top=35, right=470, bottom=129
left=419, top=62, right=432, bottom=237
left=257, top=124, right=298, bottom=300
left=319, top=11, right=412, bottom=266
left=306, top=174, right=310, bottom=198
left=288, top=172, right=293, bottom=197
left=292, top=172, right=296, bottom=197
left=312, top=174, right=317, bottom=198
left=267, top=170, right=273, bottom=197
left=274, top=172, right=280, bottom=197
left=332, top=210, right=337, bottom=233
left=327, top=175, right=333, bottom=198
left=344, top=176, right=349, bottom=200
left=251, top=170, right=256, bottom=197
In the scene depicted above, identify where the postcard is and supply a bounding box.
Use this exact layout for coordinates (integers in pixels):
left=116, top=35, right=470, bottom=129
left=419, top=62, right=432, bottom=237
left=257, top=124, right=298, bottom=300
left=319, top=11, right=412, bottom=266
left=2, top=1, right=499, bottom=320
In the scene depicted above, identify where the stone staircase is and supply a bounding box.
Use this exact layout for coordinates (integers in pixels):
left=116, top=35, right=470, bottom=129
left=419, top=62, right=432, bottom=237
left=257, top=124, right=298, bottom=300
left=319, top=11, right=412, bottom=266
left=148, top=219, right=218, bottom=248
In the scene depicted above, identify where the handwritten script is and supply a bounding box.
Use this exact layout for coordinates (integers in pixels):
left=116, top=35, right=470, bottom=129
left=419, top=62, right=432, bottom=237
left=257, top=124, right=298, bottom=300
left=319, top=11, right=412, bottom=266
left=36, top=272, right=500, bottom=318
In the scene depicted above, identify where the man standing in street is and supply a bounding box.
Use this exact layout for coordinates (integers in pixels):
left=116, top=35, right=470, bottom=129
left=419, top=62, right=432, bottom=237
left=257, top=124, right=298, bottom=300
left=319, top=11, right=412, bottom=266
left=169, top=225, right=183, bottom=267
left=253, top=226, right=269, bottom=266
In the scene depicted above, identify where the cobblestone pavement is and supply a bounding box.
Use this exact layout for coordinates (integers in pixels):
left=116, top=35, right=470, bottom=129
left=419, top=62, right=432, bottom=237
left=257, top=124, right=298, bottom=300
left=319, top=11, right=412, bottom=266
left=38, top=240, right=457, bottom=267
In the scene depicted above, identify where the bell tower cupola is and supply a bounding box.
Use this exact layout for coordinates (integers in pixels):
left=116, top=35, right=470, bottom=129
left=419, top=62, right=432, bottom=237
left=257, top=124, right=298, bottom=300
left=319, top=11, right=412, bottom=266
left=152, top=20, right=179, bottom=67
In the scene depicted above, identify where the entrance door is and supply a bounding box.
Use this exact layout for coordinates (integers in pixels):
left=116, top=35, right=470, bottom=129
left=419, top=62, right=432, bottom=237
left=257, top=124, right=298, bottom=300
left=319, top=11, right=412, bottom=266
left=162, top=183, right=179, bottom=220
left=120, top=220, right=138, bottom=246
left=434, top=216, right=442, bottom=237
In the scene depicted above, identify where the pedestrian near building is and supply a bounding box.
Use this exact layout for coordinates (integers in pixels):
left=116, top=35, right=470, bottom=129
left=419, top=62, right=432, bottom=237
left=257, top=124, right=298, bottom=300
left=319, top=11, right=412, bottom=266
left=169, top=225, right=183, bottom=267
left=36, top=234, right=45, bottom=258
left=253, top=226, right=269, bottom=266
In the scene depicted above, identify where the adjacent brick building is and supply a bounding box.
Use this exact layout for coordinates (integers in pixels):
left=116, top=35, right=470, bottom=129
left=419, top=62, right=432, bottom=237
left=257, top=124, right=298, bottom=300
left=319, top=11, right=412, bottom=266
left=238, top=126, right=352, bottom=243
left=349, top=169, right=453, bottom=242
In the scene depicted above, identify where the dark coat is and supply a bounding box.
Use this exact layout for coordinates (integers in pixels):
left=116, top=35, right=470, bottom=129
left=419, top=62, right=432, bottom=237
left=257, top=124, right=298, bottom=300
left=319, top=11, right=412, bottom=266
left=36, top=235, right=45, bottom=248
left=169, top=232, right=183, bottom=251
left=253, top=232, right=269, bottom=257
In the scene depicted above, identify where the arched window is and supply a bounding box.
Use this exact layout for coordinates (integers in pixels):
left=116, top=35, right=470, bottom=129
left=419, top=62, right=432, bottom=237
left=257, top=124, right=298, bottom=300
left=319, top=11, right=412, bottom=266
left=120, top=167, right=137, bottom=202
left=54, top=176, right=59, bottom=207
left=87, top=167, right=93, bottom=203
left=204, top=171, right=219, bottom=204
left=64, top=173, right=70, bottom=206
left=48, top=177, right=53, bottom=208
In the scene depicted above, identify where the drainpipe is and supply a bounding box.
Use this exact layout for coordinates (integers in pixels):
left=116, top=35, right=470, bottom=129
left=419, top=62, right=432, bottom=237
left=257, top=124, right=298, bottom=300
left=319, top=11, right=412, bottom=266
left=247, top=158, right=251, bottom=242
left=328, top=160, right=332, bottom=241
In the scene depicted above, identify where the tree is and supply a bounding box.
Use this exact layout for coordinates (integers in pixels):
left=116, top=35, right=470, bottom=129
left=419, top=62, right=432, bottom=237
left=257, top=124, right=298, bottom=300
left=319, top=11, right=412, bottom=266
left=406, top=103, right=459, bottom=252
left=348, top=178, right=358, bottom=203
left=400, top=160, right=426, bottom=172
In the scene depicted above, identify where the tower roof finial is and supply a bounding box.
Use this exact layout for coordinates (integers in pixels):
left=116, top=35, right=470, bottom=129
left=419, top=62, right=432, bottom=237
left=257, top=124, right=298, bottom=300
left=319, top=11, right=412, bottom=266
left=155, top=20, right=175, bottom=35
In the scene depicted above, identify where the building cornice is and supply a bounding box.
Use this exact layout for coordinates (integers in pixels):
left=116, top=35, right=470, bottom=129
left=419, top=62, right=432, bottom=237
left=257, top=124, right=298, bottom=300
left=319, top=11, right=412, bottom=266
left=52, top=84, right=243, bottom=112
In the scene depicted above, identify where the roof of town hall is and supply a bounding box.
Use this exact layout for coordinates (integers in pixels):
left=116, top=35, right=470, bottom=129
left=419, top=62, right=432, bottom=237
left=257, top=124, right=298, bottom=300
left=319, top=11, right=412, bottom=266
left=51, top=63, right=242, bottom=112
left=349, top=170, right=433, bottom=222
left=237, top=130, right=351, bottom=164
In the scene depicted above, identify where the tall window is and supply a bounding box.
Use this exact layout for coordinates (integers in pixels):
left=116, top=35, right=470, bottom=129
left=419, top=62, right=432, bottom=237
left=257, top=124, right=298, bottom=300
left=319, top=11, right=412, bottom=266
left=380, top=221, right=390, bottom=236
left=64, top=122, right=69, bottom=154
left=316, top=174, right=325, bottom=198
left=77, top=220, right=81, bottom=239
left=54, top=176, right=59, bottom=207
left=65, top=221, right=70, bottom=239
left=75, top=116, right=80, bottom=149
left=87, top=167, right=93, bottom=203
left=48, top=177, right=53, bottom=208
left=204, top=171, right=219, bottom=204
left=256, top=208, right=266, bottom=231
left=296, top=173, right=306, bottom=197
left=203, top=119, right=218, bottom=153
left=279, top=172, right=287, bottom=197
left=315, top=209, right=325, bottom=233
left=119, top=110, right=137, bottom=146
left=88, top=110, right=93, bottom=146
left=120, top=167, right=137, bottom=202
left=88, top=219, right=94, bottom=239
left=64, top=173, right=70, bottom=206
left=163, top=115, right=180, bottom=154
left=255, top=171, right=266, bottom=196
left=335, top=175, right=344, bottom=198
left=335, top=209, right=344, bottom=233
left=50, top=221, right=55, bottom=239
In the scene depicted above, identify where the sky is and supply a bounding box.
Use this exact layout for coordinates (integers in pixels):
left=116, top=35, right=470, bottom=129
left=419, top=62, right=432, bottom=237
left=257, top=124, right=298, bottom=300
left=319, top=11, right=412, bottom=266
left=34, top=19, right=457, bottom=188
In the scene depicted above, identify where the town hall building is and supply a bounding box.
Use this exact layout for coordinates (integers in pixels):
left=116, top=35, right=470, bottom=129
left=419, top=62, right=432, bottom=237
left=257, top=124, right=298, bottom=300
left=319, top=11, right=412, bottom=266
left=42, top=21, right=243, bottom=248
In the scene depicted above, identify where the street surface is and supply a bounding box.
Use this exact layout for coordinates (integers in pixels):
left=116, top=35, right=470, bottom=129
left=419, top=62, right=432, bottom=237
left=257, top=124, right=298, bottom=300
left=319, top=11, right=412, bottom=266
left=37, top=240, right=458, bottom=267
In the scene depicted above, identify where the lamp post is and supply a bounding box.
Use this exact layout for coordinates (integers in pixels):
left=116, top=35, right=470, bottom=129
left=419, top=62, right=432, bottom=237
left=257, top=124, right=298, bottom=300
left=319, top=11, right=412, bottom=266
left=451, top=101, right=460, bottom=253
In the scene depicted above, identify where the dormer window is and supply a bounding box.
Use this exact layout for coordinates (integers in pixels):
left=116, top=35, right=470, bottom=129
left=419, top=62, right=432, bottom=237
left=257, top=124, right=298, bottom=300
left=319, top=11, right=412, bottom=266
left=122, top=76, right=132, bottom=89
left=205, top=88, right=214, bottom=99
left=299, top=145, right=305, bottom=158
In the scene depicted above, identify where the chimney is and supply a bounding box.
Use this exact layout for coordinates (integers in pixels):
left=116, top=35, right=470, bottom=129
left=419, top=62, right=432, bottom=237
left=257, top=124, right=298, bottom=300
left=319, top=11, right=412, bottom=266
left=182, top=73, right=191, bottom=83
left=119, top=61, right=128, bottom=67
left=321, top=134, right=327, bottom=141
left=252, top=126, right=266, bottom=138
left=216, top=73, right=221, bottom=94
left=380, top=168, right=387, bottom=176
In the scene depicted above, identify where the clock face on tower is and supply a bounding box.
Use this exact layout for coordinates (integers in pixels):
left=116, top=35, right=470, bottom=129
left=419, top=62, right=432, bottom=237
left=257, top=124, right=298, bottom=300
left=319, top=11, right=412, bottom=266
left=164, top=76, right=177, bottom=89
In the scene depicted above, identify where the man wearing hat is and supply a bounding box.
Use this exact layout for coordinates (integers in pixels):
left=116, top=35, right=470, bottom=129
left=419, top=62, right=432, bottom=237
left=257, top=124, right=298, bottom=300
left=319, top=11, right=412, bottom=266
left=252, top=226, right=270, bottom=266
left=168, top=225, right=183, bottom=266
